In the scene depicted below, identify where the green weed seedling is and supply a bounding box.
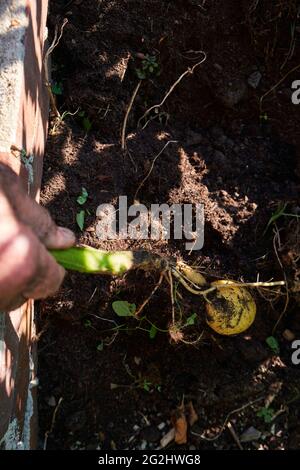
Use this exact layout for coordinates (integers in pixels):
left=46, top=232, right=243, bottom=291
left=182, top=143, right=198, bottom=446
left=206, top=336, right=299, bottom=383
left=136, top=54, right=160, bottom=80
left=257, top=407, right=275, bottom=424
left=78, top=110, right=92, bottom=132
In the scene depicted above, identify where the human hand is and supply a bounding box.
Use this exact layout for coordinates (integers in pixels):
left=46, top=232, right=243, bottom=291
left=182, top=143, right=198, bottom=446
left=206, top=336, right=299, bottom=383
left=0, top=163, right=75, bottom=311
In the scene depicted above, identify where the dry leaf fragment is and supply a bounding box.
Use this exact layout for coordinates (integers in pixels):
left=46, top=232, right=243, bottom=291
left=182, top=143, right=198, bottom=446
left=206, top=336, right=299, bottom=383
left=174, top=416, right=188, bottom=444
left=171, top=404, right=188, bottom=445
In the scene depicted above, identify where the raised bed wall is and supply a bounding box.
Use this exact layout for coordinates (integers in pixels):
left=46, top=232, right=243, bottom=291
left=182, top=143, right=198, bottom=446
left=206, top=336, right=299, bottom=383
left=0, top=0, right=49, bottom=450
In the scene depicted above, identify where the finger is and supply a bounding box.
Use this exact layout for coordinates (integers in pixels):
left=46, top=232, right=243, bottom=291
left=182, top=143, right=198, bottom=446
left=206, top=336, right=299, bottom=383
left=0, top=294, right=27, bottom=312
left=1, top=164, right=75, bottom=249
left=22, top=242, right=66, bottom=299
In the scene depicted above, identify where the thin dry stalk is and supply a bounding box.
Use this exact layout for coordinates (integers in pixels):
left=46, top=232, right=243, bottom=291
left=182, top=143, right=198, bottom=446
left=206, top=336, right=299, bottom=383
left=138, top=54, right=206, bottom=127
left=121, top=80, right=142, bottom=150
left=134, top=140, right=178, bottom=201
left=44, top=19, right=68, bottom=117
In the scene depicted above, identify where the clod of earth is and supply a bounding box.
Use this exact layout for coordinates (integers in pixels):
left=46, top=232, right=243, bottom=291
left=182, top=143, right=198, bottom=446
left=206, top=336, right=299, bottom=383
left=50, top=246, right=283, bottom=336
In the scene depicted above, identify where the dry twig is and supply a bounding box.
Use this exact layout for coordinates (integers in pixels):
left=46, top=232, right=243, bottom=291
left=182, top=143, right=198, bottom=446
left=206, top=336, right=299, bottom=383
left=134, top=140, right=178, bottom=201
left=121, top=81, right=142, bottom=150
left=138, top=54, right=206, bottom=127
left=44, top=19, right=68, bottom=117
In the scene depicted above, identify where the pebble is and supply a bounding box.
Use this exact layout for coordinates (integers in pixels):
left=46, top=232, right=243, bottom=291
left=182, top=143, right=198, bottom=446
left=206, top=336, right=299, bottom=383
left=240, top=426, right=262, bottom=443
left=157, top=422, right=166, bottom=431
left=46, top=396, right=56, bottom=407
left=283, top=329, right=295, bottom=342
left=133, top=424, right=140, bottom=432
left=248, top=71, right=262, bottom=89
left=140, top=440, right=147, bottom=450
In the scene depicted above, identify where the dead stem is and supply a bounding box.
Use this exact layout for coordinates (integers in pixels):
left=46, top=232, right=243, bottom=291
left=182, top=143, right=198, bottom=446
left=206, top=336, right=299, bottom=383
left=44, top=19, right=68, bottom=118
left=121, top=80, right=142, bottom=150
left=135, top=271, right=165, bottom=316
left=168, top=270, right=176, bottom=327
left=191, top=397, right=264, bottom=441
left=259, top=62, right=300, bottom=114
left=138, top=54, right=206, bottom=127
left=272, top=225, right=290, bottom=334
left=134, top=140, right=178, bottom=201
left=43, top=397, right=63, bottom=450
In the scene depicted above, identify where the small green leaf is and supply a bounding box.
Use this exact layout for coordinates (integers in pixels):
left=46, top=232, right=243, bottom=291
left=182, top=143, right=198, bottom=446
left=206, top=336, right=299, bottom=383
left=266, top=336, right=280, bottom=355
left=143, top=380, right=151, bottom=392
left=76, top=210, right=85, bottom=231
left=51, top=82, right=63, bottom=95
left=97, top=341, right=104, bottom=351
left=112, top=300, right=136, bottom=317
left=136, top=69, right=146, bottom=80
left=84, top=319, right=92, bottom=328
left=186, top=313, right=197, bottom=326
left=77, top=187, right=88, bottom=205
left=82, top=116, right=92, bottom=132
left=149, top=324, right=158, bottom=339
left=257, top=407, right=275, bottom=423
left=264, top=203, right=288, bottom=235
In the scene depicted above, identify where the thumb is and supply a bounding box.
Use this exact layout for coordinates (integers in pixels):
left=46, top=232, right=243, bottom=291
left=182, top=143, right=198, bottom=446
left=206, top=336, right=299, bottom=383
left=16, top=198, right=76, bottom=249
left=1, top=165, right=75, bottom=249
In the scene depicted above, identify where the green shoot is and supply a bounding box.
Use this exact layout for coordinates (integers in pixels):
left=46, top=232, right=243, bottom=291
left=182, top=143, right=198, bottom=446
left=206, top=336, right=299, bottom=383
left=266, top=336, right=280, bottom=355
left=76, top=210, right=85, bottom=231
left=257, top=407, right=275, bottom=424
left=136, top=54, right=160, bottom=80
left=112, top=301, right=136, bottom=317
left=77, top=187, right=88, bottom=205
left=51, top=82, right=63, bottom=95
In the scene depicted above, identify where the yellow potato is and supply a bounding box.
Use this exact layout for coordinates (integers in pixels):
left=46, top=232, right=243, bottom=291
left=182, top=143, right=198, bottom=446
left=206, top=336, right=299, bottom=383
left=206, top=280, right=256, bottom=335
left=176, top=262, right=207, bottom=286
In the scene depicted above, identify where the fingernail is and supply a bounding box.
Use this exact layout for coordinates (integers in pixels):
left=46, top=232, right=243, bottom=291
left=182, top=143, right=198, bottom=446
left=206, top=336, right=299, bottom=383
left=56, top=227, right=76, bottom=248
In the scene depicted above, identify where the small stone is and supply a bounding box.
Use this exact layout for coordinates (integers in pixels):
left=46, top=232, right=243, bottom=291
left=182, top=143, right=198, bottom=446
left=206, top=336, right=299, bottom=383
left=158, top=422, right=166, bottom=431
left=46, top=396, right=56, bottom=407
left=140, top=440, right=147, bottom=450
left=248, top=71, right=262, bottom=89
left=134, top=356, right=141, bottom=366
left=283, top=329, right=295, bottom=342
left=240, top=426, right=262, bottom=443
left=133, top=424, right=140, bottom=432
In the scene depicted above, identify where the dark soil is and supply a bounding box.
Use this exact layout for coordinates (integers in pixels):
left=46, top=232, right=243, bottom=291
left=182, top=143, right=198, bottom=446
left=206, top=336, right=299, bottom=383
left=38, top=0, right=300, bottom=450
